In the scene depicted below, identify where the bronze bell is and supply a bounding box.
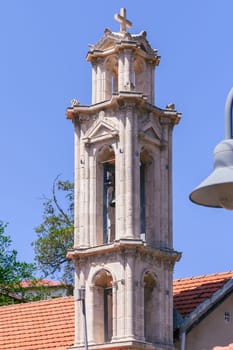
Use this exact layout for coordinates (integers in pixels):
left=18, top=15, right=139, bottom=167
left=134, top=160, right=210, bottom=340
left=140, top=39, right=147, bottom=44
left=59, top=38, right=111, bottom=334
left=110, top=190, right=115, bottom=207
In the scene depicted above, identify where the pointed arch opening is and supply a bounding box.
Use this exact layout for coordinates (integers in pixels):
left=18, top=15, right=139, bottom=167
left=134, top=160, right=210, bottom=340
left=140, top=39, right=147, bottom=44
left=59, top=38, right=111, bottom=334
left=93, top=269, right=113, bottom=343
left=96, top=145, right=116, bottom=244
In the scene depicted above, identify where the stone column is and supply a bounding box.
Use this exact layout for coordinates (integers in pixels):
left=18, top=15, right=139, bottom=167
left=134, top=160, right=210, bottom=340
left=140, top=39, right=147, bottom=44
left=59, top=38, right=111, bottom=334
left=103, top=68, right=112, bottom=100
left=74, top=262, right=81, bottom=346
left=125, top=253, right=134, bottom=338
left=152, top=147, right=161, bottom=247
left=87, top=284, right=95, bottom=344
left=132, top=111, right=140, bottom=239
left=133, top=262, right=143, bottom=341
left=78, top=129, right=86, bottom=247
left=115, top=105, right=125, bottom=240
left=91, top=60, right=97, bottom=104
left=160, top=119, right=170, bottom=248
left=151, top=64, right=155, bottom=105
left=96, top=61, right=103, bottom=103
left=116, top=253, right=125, bottom=339
left=74, top=122, right=80, bottom=247
left=167, top=123, right=173, bottom=248
left=78, top=117, right=91, bottom=248
left=139, top=277, right=145, bottom=341
left=166, top=262, right=174, bottom=344
left=124, top=104, right=134, bottom=238
left=118, top=50, right=124, bottom=91
left=124, top=49, right=134, bottom=90
left=150, top=63, right=156, bottom=104
left=142, top=62, right=149, bottom=102
left=74, top=260, right=86, bottom=346
left=84, top=143, right=90, bottom=247
left=156, top=272, right=163, bottom=342
left=89, top=149, right=96, bottom=246
left=112, top=281, right=118, bottom=340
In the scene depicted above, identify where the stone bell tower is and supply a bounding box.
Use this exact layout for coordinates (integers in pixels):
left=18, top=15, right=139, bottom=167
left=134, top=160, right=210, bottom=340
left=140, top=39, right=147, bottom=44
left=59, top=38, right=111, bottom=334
left=67, top=8, right=181, bottom=350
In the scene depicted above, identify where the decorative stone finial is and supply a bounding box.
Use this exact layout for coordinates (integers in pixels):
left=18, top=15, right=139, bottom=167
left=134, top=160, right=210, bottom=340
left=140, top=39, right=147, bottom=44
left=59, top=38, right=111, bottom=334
left=71, top=98, right=80, bottom=107
left=166, top=103, right=175, bottom=110
left=114, top=8, right=132, bottom=33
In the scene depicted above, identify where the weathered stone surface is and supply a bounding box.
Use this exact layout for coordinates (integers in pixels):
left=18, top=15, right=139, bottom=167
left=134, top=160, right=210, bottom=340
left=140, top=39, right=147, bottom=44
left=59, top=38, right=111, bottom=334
left=67, top=8, right=181, bottom=350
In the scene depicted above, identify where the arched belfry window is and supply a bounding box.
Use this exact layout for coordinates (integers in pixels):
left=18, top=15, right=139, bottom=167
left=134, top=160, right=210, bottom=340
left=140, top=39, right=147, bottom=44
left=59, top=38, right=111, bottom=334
left=96, top=145, right=115, bottom=245
left=93, top=269, right=113, bottom=343
left=140, top=149, right=153, bottom=241
left=144, top=271, right=158, bottom=343
left=104, top=55, right=118, bottom=99
left=103, top=162, right=115, bottom=243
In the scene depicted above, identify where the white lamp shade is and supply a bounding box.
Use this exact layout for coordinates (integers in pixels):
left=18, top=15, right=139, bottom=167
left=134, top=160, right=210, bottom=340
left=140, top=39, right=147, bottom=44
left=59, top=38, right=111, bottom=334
left=190, top=139, right=233, bottom=209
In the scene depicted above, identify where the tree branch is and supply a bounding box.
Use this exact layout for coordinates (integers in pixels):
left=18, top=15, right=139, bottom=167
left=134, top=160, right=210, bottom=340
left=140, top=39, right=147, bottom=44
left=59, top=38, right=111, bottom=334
left=52, top=175, right=72, bottom=226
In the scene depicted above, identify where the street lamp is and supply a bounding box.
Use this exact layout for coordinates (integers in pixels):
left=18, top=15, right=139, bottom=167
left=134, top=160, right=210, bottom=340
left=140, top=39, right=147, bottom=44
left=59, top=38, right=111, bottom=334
left=190, top=88, right=233, bottom=210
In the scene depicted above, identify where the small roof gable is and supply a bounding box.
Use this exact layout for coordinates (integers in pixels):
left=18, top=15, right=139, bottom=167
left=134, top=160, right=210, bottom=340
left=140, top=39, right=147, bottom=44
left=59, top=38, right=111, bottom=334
left=174, top=271, right=233, bottom=317
left=0, top=297, right=74, bottom=350
left=87, top=29, right=157, bottom=58
left=87, top=8, right=156, bottom=58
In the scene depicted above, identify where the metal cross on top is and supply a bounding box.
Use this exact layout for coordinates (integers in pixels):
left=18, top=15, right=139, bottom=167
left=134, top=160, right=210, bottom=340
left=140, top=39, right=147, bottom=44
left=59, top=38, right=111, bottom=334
left=114, top=8, right=132, bottom=33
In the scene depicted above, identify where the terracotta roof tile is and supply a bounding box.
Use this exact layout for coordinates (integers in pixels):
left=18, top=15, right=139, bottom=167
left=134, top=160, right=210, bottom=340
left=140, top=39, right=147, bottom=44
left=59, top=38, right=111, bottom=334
left=20, top=279, right=65, bottom=288
left=173, top=271, right=233, bottom=316
left=1, top=272, right=233, bottom=349
left=0, top=296, right=74, bottom=350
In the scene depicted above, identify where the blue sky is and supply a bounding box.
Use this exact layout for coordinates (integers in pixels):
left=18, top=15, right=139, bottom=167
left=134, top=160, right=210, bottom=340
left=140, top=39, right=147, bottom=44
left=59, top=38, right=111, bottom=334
left=1, top=0, right=233, bottom=279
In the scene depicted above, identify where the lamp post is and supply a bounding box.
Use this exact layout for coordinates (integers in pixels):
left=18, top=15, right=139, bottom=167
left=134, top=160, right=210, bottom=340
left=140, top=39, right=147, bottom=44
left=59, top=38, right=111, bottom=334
left=190, top=87, right=233, bottom=210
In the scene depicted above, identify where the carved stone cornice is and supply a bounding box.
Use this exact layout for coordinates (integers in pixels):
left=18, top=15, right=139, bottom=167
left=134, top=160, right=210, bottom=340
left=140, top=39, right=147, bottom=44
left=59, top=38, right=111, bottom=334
left=67, top=239, right=181, bottom=265
left=67, top=338, right=175, bottom=350
left=125, top=102, right=136, bottom=112
left=66, top=93, right=163, bottom=119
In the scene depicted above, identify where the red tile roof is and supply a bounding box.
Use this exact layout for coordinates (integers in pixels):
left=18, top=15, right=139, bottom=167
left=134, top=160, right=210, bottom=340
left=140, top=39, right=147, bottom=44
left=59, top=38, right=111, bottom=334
left=20, top=279, right=65, bottom=288
left=173, top=271, right=233, bottom=316
left=0, top=296, right=74, bottom=350
left=1, top=272, right=233, bottom=349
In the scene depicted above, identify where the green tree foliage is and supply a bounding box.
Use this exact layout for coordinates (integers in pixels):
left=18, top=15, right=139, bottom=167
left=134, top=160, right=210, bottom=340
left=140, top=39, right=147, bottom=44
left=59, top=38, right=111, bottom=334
left=0, top=222, right=35, bottom=305
left=33, top=177, right=74, bottom=286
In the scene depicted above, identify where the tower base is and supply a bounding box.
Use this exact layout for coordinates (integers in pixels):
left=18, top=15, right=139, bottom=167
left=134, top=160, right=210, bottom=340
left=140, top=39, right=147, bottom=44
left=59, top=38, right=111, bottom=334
left=67, top=340, right=175, bottom=350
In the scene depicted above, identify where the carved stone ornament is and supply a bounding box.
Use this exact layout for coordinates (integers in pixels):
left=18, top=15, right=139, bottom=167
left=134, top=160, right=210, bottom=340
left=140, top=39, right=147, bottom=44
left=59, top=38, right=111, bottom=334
left=83, top=118, right=119, bottom=145
left=99, top=110, right=105, bottom=120
left=71, top=98, right=80, bottom=107
left=79, top=114, right=90, bottom=122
